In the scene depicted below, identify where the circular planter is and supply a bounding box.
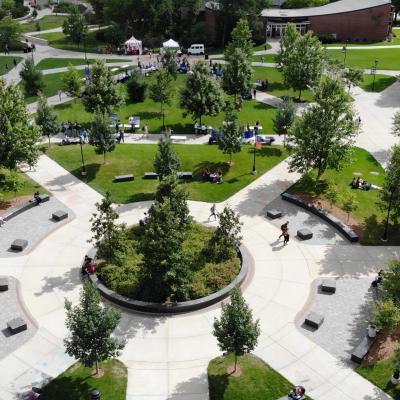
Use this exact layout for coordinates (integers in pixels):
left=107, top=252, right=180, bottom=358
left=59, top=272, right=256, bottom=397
left=88, top=244, right=250, bottom=314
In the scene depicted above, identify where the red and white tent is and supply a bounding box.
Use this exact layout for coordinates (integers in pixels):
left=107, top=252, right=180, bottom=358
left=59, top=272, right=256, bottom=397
left=124, top=36, right=142, bottom=55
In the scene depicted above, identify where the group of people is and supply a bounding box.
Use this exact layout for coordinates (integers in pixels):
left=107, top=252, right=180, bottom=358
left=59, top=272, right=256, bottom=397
left=202, top=167, right=223, bottom=183
left=209, top=61, right=223, bottom=78
left=350, top=177, right=382, bottom=191
left=279, top=221, right=290, bottom=246
left=288, top=385, right=306, bottom=399
left=81, top=255, right=95, bottom=276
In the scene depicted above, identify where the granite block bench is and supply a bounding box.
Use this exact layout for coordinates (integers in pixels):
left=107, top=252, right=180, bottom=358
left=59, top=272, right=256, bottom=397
left=177, top=172, right=193, bottom=180
left=143, top=172, right=159, bottom=179
left=351, top=336, right=375, bottom=363
left=7, top=317, right=27, bottom=335
left=11, top=239, right=28, bottom=252
left=321, top=279, right=336, bottom=293
left=267, top=209, right=282, bottom=219
left=114, top=174, right=134, bottom=182
left=52, top=210, right=68, bottom=222
left=38, top=194, right=50, bottom=203
left=297, top=228, right=313, bottom=240
left=304, top=312, right=324, bottom=329
left=0, top=277, right=9, bottom=291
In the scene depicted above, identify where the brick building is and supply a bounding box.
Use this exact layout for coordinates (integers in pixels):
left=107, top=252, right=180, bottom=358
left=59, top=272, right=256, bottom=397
left=261, top=0, right=394, bottom=41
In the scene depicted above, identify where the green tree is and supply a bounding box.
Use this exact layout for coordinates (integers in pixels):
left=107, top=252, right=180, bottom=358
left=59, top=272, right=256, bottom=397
left=288, top=76, right=357, bottom=180
left=213, top=287, right=260, bottom=372
left=379, top=145, right=400, bottom=224
left=222, top=48, right=253, bottom=100
left=82, top=59, right=125, bottom=115
left=149, top=68, right=174, bottom=131
left=209, top=206, right=242, bottom=263
left=4, top=170, right=24, bottom=201
left=392, top=112, right=400, bottom=137
left=64, top=279, right=125, bottom=375
left=19, top=58, right=44, bottom=97
left=277, top=24, right=324, bottom=100
left=285, top=0, right=328, bottom=7
left=0, top=79, right=41, bottom=169
left=372, top=298, right=400, bottom=331
left=325, top=182, right=339, bottom=209
left=35, top=94, right=59, bottom=147
left=126, top=72, right=147, bottom=103
left=62, top=64, right=83, bottom=99
left=276, top=23, right=299, bottom=71
left=381, top=259, right=400, bottom=305
left=91, top=110, right=116, bottom=163
left=62, top=6, right=87, bottom=45
left=342, top=68, right=364, bottom=92
left=153, top=133, right=181, bottom=179
left=341, top=190, right=358, bottom=222
left=225, top=18, right=254, bottom=59
left=273, top=97, right=295, bottom=147
left=140, top=198, right=189, bottom=301
left=180, top=61, right=225, bottom=125
left=0, top=15, right=21, bottom=49
left=218, top=104, right=242, bottom=166
left=160, top=49, right=178, bottom=80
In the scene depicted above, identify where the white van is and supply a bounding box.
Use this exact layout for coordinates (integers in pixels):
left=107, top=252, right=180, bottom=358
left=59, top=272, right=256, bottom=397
left=187, top=44, right=205, bottom=55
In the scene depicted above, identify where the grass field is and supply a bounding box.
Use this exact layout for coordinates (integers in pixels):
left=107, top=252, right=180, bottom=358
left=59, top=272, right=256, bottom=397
left=43, top=360, right=127, bottom=400
left=252, top=66, right=313, bottom=101
left=208, top=354, right=308, bottom=400
left=286, top=147, right=400, bottom=245
left=52, top=74, right=278, bottom=134
left=0, top=56, right=22, bottom=75
left=21, top=15, right=67, bottom=33
left=36, top=58, right=132, bottom=70
left=359, top=74, right=397, bottom=92
left=46, top=143, right=288, bottom=203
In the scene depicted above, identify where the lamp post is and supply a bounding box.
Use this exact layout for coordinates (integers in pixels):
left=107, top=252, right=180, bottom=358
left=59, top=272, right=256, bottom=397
left=251, top=130, right=257, bottom=175
left=79, top=136, right=87, bottom=176
left=342, top=43, right=347, bottom=68
left=372, top=59, right=379, bottom=92
left=381, top=186, right=395, bottom=242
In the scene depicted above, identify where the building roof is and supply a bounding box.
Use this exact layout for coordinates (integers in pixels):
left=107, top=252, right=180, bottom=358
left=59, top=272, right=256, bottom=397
left=261, top=0, right=391, bottom=18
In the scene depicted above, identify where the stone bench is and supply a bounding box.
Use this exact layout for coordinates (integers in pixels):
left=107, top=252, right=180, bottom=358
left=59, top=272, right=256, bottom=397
left=177, top=172, right=193, bottom=180
left=0, top=277, right=9, bottom=291
left=143, top=172, right=159, bottom=179
left=170, top=135, right=187, bottom=142
left=297, top=228, right=313, bottom=240
left=11, top=239, right=28, bottom=252
left=38, top=194, right=50, bottom=203
left=304, top=312, right=324, bottom=329
left=3, top=194, right=50, bottom=222
left=281, top=192, right=359, bottom=243
left=267, top=209, right=282, bottom=219
left=7, top=317, right=27, bottom=335
left=351, top=335, right=375, bottom=363
left=114, top=174, right=134, bottom=182
left=52, top=210, right=68, bottom=222
left=321, top=279, right=336, bottom=293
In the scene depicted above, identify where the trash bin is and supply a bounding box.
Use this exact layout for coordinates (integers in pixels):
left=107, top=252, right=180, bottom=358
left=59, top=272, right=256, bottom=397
left=205, top=54, right=209, bottom=60
left=91, top=389, right=101, bottom=400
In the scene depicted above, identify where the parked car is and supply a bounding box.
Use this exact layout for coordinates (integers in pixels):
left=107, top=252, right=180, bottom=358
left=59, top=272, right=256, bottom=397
left=187, top=44, right=205, bottom=55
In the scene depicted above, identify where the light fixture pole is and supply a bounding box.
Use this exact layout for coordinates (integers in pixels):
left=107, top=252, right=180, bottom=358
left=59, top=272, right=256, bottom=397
left=342, top=44, right=347, bottom=68
left=79, top=136, right=87, bottom=176
left=372, top=59, right=379, bottom=92
left=381, top=186, right=395, bottom=242
left=251, top=131, right=257, bottom=174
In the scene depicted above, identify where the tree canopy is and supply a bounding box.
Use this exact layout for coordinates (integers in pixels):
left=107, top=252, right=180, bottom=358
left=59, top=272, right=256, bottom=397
left=218, top=104, right=242, bottom=165
left=90, top=110, right=116, bottom=163
left=0, top=15, right=21, bottom=48
left=153, top=133, right=180, bottom=179
left=19, top=58, right=44, bottom=97
left=225, top=18, right=254, bottom=59
left=62, top=6, right=87, bottom=45
left=35, top=94, right=59, bottom=147
left=62, top=64, right=83, bottom=99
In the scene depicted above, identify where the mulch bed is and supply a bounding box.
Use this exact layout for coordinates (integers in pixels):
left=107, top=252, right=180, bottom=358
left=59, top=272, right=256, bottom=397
left=363, top=328, right=400, bottom=365
left=0, top=195, right=31, bottom=215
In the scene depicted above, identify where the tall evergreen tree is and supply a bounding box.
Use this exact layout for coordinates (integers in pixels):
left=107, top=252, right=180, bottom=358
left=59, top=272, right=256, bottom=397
left=218, top=104, right=242, bottom=165
left=35, top=94, right=59, bottom=147
left=225, top=18, right=254, bottom=59
left=91, top=110, right=116, bottom=163
left=160, top=49, right=178, bottom=80
left=180, top=61, right=225, bottom=125
left=62, top=64, right=83, bottom=99
left=64, top=279, right=125, bottom=375
left=213, top=287, right=260, bottom=372
left=153, top=133, right=180, bottom=179
left=62, top=6, right=87, bottom=45
left=273, top=97, right=296, bottom=146
left=19, top=58, right=44, bottom=96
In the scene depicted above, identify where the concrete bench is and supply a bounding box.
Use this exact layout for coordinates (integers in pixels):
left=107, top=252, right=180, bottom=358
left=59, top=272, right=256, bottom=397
left=7, top=317, right=27, bottom=334
left=267, top=209, right=282, bottom=219
left=52, top=210, right=68, bottom=222
left=170, top=135, right=187, bottom=142
left=143, top=172, right=159, bottom=179
left=114, top=174, right=134, bottom=182
left=38, top=194, right=50, bottom=203
left=351, top=336, right=375, bottom=363
left=177, top=172, right=193, bottom=180
left=305, top=312, right=324, bottom=329
left=321, top=279, right=336, bottom=293
left=11, top=239, right=28, bottom=252
left=297, top=228, right=313, bottom=240
left=3, top=194, right=50, bottom=222
left=0, top=277, right=9, bottom=291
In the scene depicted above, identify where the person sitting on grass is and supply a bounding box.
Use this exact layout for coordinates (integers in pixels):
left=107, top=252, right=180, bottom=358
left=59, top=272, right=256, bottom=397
left=202, top=167, right=210, bottom=180
left=350, top=177, right=357, bottom=189
left=216, top=168, right=223, bottom=183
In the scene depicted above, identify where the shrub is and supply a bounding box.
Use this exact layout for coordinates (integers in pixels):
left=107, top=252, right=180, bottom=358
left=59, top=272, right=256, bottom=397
left=126, top=73, right=147, bottom=103
left=53, top=2, right=75, bottom=13
left=317, top=33, right=337, bottom=44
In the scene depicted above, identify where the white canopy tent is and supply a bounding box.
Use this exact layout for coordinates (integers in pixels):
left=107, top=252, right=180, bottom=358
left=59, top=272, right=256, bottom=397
left=162, top=38, right=180, bottom=49
left=124, top=36, right=142, bottom=55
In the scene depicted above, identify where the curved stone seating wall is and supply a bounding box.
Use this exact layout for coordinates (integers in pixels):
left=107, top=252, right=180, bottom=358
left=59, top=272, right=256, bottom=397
left=89, top=244, right=250, bottom=314
left=3, top=195, right=49, bottom=222
left=281, top=192, right=359, bottom=243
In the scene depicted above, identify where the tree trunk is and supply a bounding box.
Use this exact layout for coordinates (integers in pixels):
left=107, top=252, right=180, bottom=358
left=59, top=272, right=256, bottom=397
left=48, top=135, right=51, bottom=148
left=103, top=151, right=106, bottom=164
left=283, top=134, right=286, bottom=148
left=298, top=88, right=302, bottom=101
left=229, top=153, right=232, bottom=166
left=234, top=353, right=237, bottom=373
left=95, top=360, right=99, bottom=375
left=161, top=102, right=165, bottom=131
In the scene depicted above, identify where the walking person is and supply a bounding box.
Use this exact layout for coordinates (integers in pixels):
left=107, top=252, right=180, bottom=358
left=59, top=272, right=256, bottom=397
left=283, top=231, right=290, bottom=246
left=253, top=88, right=257, bottom=99
left=278, top=221, right=289, bottom=239
left=13, top=58, right=17, bottom=68
left=57, top=89, right=62, bottom=101
left=209, top=204, right=217, bottom=221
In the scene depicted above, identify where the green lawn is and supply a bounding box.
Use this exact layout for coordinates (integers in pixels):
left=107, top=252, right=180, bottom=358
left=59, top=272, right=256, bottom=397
left=0, top=56, right=22, bottom=75
left=46, top=143, right=288, bottom=203
left=53, top=74, right=278, bottom=134
left=326, top=48, right=400, bottom=70
left=21, top=15, right=67, bottom=33
left=43, top=360, right=127, bottom=400
left=359, top=74, right=397, bottom=92
left=208, top=354, right=309, bottom=400
left=357, top=355, right=400, bottom=399
left=286, top=147, right=400, bottom=245
left=325, top=28, right=400, bottom=47
left=33, top=29, right=108, bottom=54
left=252, top=66, right=313, bottom=101
left=36, top=58, right=131, bottom=70
left=250, top=54, right=277, bottom=63
left=252, top=43, right=272, bottom=52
